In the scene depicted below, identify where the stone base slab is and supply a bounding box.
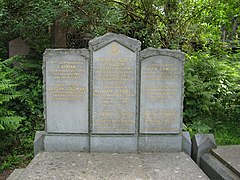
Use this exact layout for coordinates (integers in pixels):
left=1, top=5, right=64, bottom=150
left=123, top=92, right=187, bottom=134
left=90, top=135, right=137, bottom=152
left=44, top=134, right=89, bottom=152
left=34, top=132, right=192, bottom=154
left=138, top=135, right=182, bottom=152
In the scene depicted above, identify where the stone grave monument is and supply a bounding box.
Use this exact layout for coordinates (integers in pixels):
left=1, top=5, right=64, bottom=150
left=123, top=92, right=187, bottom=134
left=35, top=33, right=189, bottom=153
left=9, top=37, right=30, bottom=57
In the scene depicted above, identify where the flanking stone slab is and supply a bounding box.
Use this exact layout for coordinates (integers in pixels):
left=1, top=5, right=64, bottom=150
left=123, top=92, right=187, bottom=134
left=140, top=48, right=184, bottom=134
left=89, top=33, right=141, bottom=134
left=200, top=153, right=240, bottom=180
left=211, top=145, right=240, bottom=177
left=9, top=37, right=30, bottom=57
left=43, top=49, right=89, bottom=133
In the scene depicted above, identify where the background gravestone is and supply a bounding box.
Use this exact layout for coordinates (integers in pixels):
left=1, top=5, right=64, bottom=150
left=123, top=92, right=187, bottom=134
left=9, top=37, right=30, bottom=57
left=89, top=33, right=141, bottom=152
left=43, top=49, right=89, bottom=133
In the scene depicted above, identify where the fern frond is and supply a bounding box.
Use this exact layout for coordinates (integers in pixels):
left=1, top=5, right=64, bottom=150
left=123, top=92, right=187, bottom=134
left=0, top=116, right=24, bottom=131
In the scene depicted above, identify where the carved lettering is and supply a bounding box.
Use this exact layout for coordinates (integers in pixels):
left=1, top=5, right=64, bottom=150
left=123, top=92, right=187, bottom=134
left=140, top=56, right=182, bottom=133
left=92, top=42, right=136, bottom=133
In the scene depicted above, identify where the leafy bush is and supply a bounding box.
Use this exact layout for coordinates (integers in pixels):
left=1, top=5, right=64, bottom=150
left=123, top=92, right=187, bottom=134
left=0, top=56, right=44, bottom=171
left=0, top=58, right=23, bottom=130
left=184, top=50, right=240, bottom=144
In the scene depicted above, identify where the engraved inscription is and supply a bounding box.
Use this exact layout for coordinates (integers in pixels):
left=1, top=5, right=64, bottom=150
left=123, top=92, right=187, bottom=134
left=144, top=86, right=177, bottom=100
left=45, top=50, right=88, bottom=133
left=48, top=84, right=86, bottom=101
left=49, top=61, right=84, bottom=79
left=47, top=60, right=87, bottom=101
left=140, top=56, right=182, bottom=133
left=92, top=42, right=136, bottom=133
left=141, top=110, right=178, bottom=132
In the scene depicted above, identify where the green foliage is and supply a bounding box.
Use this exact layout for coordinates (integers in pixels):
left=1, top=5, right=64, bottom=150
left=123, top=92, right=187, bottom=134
left=0, top=58, right=23, bottom=130
left=0, top=0, right=119, bottom=54
left=0, top=56, right=43, bottom=171
left=184, top=51, right=240, bottom=144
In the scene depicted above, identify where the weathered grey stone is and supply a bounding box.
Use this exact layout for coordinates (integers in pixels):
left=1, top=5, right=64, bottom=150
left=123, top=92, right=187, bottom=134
left=143, top=152, right=209, bottom=180
left=18, top=152, right=90, bottom=180
left=85, top=153, right=148, bottom=179
left=192, top=134, right=217, bottom=165
left=9, top=37, right=30, bottom=57
left=34, top=131, right=45, bottom=156
left=182, top=131, right=192, bottom=156
left=140, top=47, right=185, bottom=60
left=43, top=49, right=89, bottom=133
left=39, top=33, right=190, bottom=153
left=91, top=136, right=137, bottom=152
left=44, top=134, right=89, bottom=151
left=17, top=152, right=209, bottom=180
left=89, top=33, right=141, bottom=134
left=138, top=135, right=182, bottom=152
left=89, top=32, right=141, bottom=52
left=200, top=153, right=240, bottom=180
left=6, top=168, right=25, bottom=180
left=211, top=145, right=240, bottom=177
left=140, top=48, right=184, bottom=134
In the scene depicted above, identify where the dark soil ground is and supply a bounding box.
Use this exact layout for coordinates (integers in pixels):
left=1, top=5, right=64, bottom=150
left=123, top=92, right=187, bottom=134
left=0, top=169, right=13, bottom=180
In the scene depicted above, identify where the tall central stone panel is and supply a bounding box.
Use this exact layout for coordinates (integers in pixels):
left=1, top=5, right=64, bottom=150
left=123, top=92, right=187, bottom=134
left=89, top=33, right=141, bottom=152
